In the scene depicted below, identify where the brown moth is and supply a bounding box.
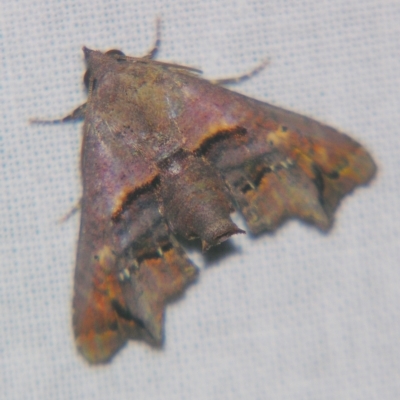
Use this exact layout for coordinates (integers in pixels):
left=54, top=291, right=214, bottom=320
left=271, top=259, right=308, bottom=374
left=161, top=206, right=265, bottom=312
left=34, top=33, right=376, bottom=363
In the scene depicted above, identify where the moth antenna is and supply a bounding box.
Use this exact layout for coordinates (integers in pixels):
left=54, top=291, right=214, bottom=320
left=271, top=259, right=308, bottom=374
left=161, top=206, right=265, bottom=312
left=210, top=58, right=269, bottom=85
left=143, top=17, right=161, bottom=59
left=87, top=75, right=96, bottom=99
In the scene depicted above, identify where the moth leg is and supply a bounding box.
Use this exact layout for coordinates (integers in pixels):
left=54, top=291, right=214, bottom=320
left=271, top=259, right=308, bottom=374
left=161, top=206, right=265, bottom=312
left=30, top=102, right=87, bottom=124
left=142, top=17, right=161, bottom=59
left=210, top=59, right=269, bottom=85
left=58, top=199, right=81, bottom=224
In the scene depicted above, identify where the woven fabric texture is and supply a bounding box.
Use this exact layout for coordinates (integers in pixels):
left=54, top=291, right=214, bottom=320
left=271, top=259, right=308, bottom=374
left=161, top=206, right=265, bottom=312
left=1, top=1, right=399, bottom=399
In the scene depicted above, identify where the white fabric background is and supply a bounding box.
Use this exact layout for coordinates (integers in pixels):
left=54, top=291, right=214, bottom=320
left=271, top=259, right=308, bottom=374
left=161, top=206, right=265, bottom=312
left=1, top=0, right=399, bottom=399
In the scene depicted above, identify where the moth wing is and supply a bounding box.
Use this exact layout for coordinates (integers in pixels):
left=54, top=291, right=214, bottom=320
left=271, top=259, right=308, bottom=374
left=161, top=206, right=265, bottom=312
left=73, top=115, right=197, bottom=363
left=181, top=80, right=376, bottom=233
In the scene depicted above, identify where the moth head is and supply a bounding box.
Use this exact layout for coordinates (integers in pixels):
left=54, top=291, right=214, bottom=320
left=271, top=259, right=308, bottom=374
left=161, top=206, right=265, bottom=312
left=82, top=47, right=126, bottom=90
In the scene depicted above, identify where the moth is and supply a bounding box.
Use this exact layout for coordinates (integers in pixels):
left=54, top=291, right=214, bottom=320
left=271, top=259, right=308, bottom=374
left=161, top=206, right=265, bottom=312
left=34, top=31, right=376, bottom=363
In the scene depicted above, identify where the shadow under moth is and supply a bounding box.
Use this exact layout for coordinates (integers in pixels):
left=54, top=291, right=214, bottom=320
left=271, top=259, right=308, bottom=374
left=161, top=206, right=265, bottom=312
left=34, top=31, right=376, bottom=363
